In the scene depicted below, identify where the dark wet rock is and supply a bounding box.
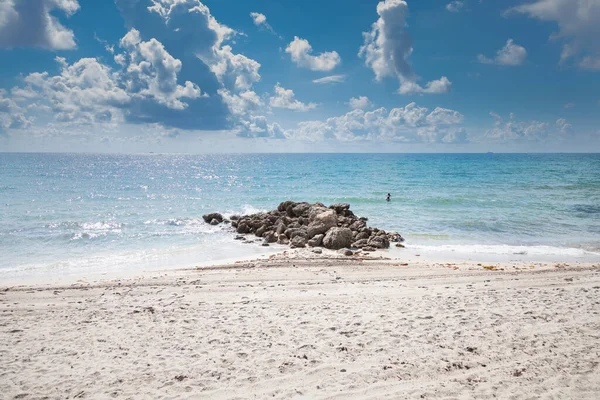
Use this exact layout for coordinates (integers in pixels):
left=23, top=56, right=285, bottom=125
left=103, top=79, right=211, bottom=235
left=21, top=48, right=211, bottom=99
left=234, top=235, right=245, bottom=240
left=237, top=223, right=250, bottom=234
left=355, top=231, right=370, bottom=241
left=203, top=213, right=223, bottom=223
left=264, top=231, right=277, bottom=243
left=351, top=239, right=369, bottom=248
left=323, top=227, right=353, bottom=250
left=230, top=215, right=241, bottom=221
left=362, top=246, right=376, bottom=252
left=329, top=203, right=350, bottom=214
left=367, top=235, right=390, bottom=249
left=308, top=234, right=324, bottom=247
left=278, top=201, right=295, bottom=212
left=395, top=243, right=405, bottom=248
left=277, top=234, right=289, bottom=245
left=291, top=235, right=307, bottom=248
left=255, top=225, right=267, bottom=237
left=210, top=218, right=220, bottom=225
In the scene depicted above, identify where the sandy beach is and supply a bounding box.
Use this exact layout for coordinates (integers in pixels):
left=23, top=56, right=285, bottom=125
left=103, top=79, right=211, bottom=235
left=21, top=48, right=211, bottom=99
left=2, top=251, right=600, bottom=399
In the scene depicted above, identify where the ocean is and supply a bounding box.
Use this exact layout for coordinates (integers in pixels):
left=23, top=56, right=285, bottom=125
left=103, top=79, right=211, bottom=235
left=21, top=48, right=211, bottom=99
left=1, top=153, right=599, bottom=279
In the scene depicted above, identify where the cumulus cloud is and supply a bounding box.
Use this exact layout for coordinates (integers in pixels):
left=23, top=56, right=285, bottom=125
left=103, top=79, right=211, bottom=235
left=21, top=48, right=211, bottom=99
left=269, top=84, right=317, bottom=112
left=249, top=12, right=276, bottom=35
left=119, top=29, right=202, bottom=110
left=446, top=1, right=465, bottom=12
left=508, top=0, right=600, bottom=69
left=348, top=96, right=373, bottom=110
left=0, top=89, right=34, bottom=133
left=285, top=37, right=341, bottom=71
left=218, top=89, right=263, bottom=116
left=478, top=39, right=527, bottom=66
left=0, top=0, right=80, bottom=50
left=359, top=0, right=451, bottom=94
left=485, top=112, right=569, bottom=141
left=312, top=75, right=346, bottom=84
left=287, top=102, right=466, bottom=143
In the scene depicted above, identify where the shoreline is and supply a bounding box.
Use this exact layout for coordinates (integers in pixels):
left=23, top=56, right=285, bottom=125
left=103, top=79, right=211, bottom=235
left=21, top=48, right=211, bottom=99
left=2, top=243, right=600, bottom=287
left=1, top=254, right=599, bottom=399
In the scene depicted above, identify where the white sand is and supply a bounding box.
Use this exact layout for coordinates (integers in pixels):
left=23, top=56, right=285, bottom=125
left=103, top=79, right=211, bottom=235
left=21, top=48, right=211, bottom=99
left=1, top=252, right=600, bottom=399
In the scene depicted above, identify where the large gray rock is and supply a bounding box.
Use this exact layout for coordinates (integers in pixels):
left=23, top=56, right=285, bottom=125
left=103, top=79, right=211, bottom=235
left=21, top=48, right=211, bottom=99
left=329, top=203, right=350, bottom=214
left=278, top=201, right=295, bottom=212
left=308, top=234, right=324, bottom=247
left=307, top=206, right=329, bottom=222
left=351, top=239, right=369, bottom=248
left=290, top=235, right=307, bottom=248
left=307, top=209, right=338, bottom=238
left=322, top=227, right=353, bottom=250
left=367, top=235, right=390, bottom=249
left=292, top=202, right=311, bottom=217
left=202, top=213, right=223, bottom=223
left=236, top=223, right=250, bottom=234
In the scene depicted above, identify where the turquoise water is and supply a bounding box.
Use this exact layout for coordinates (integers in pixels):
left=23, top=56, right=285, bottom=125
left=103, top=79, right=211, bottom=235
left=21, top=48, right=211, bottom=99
left=1, top=153, right=599, bottom=278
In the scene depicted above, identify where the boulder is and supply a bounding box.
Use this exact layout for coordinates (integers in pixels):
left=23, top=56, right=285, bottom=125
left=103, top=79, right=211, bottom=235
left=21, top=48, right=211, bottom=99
left=236, top=223, right=250, bottom=234
left=255, top=225, right=267, bottom=237
left=355, top=231, right=370, bottom=240
left=362, top=246, right=376, bottom=252
left=307, top=206, right=329, bottom=222
left=275, top=222, right=286, bottom=235
left=351, top=239, right=369, bottom=248
left=277, top=234, right=289, bottom=245
left=312, top=248, right=322, bottom=254
left=367, top=235, right=390, bottom=249
left=338, top=248, right=353, bottom=256
left=230, top=215, right=241, bottom=221
left=290, top=235, right=307, bottom=248
left=210, top=218, right=220, bottom=225
left=349, top=220, right=365, bottom=231
left=307, top=209, right=338, bottom=238
left=292, top=202, right=311, bottom=217
left=202, top=213, right=223, bottom=223
left=388, top=232, right=404, bottom=243
left=278, top=201, right=295, bottom=212
left=329, top=203, right=350, bottom=214
left=322, top=227, right=353, bottom=250
left=264, top=231, right=277, bottom=243
left=308, top=234, right=324, bottom=247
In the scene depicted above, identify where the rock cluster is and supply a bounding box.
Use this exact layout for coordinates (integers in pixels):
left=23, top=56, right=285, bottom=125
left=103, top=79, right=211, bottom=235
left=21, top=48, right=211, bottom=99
left=203, top=201, right=403, bottom=253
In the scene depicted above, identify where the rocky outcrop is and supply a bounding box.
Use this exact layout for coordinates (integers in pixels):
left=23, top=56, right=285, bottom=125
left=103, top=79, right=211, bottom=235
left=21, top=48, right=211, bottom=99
left=203, top=201, right=404, bottom=253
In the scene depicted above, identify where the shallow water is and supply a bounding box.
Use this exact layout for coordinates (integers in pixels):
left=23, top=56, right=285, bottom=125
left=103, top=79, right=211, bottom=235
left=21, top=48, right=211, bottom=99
left=1, top=153, right=599, bottom=278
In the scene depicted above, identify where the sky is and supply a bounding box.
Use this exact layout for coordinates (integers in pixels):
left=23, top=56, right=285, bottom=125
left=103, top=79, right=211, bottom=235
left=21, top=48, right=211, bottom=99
left=0, top=0, right=599, bottom=153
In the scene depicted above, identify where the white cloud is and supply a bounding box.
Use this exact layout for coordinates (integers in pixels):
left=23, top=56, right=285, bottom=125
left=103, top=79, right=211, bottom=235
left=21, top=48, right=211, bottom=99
left=312, top=75, right=346, bottom=84
left=564, top=103, right=576, bottom=109
left=484, top=112, right=568, bottom=141
left=398, top=76, right=452, bottom=95
left=348, top=96, right=373, bottom=110
left=23, top=57, right=130, bottom=125
left=119, top=29, right=202, bottom=110
left=0, top=89, right=34, bottom=133
left=146, top=0, right=261, bottom=91
left=269, top=84, right=317, bottom=112
left=508, top=0, right=600, bottom=69
left=219, top=89, right=263, bottom=116
left=287, top=102, right=466, bottom=143
left=478, top=39, right=527, bottom=66
left=556, top=118, right=571, bottom=133
left=359, top=0, right=451, bottom=94
left=0, top=0, right=80, bottom=50
left=446, top=1, right=465, bottom=12
left=249, top=12, right=276, bottom=34
left=285, top=37, right=341, bottom=71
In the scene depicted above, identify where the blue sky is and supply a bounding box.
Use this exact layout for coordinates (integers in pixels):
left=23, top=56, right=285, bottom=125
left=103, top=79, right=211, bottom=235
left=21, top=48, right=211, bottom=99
left=0, top=0, right=599, bottom=152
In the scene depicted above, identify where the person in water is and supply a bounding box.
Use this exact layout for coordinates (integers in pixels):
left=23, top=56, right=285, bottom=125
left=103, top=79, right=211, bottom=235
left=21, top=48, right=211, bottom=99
left=386, top=193, right=391, bottom=202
